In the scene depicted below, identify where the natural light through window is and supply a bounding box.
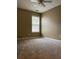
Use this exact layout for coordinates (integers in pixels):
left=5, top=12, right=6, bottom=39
left=32, top=15, right=40, bottom=32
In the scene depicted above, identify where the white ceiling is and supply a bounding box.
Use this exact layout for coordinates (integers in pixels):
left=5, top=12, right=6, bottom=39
left=17, top=0, right=61, bottom=13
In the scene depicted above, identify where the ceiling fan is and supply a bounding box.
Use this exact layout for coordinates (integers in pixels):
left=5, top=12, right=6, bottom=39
left=31, top=0, right=52, bottom=7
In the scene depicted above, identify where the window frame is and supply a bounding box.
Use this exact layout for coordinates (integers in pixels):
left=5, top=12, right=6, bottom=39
left=32, top=15, right=41, bottom=33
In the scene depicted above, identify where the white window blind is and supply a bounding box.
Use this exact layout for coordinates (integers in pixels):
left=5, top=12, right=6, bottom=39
left=32, top=15, right=40, bottom=32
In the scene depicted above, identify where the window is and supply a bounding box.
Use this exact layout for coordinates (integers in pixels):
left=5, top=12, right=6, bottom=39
left=32, top=15, right=40, bottom=32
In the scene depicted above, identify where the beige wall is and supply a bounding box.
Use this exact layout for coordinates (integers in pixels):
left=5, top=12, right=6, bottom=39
left=17, top=8, right=41, bottom=38
left=41, top=5, right=61, bottom=40
left=17, top=6, right=61, bottom=39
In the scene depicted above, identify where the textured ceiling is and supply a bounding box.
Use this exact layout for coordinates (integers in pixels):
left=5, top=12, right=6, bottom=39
left=17, top=0, right=61, bottom=13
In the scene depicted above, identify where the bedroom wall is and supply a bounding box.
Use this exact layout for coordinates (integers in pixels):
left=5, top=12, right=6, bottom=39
left=41, top=5, right=61, bottom=40
left=17, top=8, right=41, bottom=38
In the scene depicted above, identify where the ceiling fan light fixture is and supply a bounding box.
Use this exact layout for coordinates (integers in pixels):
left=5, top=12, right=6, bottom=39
left=31, top=0, right=52, bottom=7
left=36, top=10, right=39, bottom=11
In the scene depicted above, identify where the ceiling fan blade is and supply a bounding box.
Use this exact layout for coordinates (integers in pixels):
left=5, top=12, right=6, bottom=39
left=41, top=3, right=46, bottom=7
left=43, top=1, right=52, bottom=3
left=31, top=0, right=38, bottom=2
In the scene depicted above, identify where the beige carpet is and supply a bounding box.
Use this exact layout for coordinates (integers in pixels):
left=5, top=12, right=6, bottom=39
left=17, top=37, right=61, bottom=59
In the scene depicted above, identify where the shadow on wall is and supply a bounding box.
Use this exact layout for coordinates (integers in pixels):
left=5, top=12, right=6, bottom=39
left=41, top=5, right=61, bottom=40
